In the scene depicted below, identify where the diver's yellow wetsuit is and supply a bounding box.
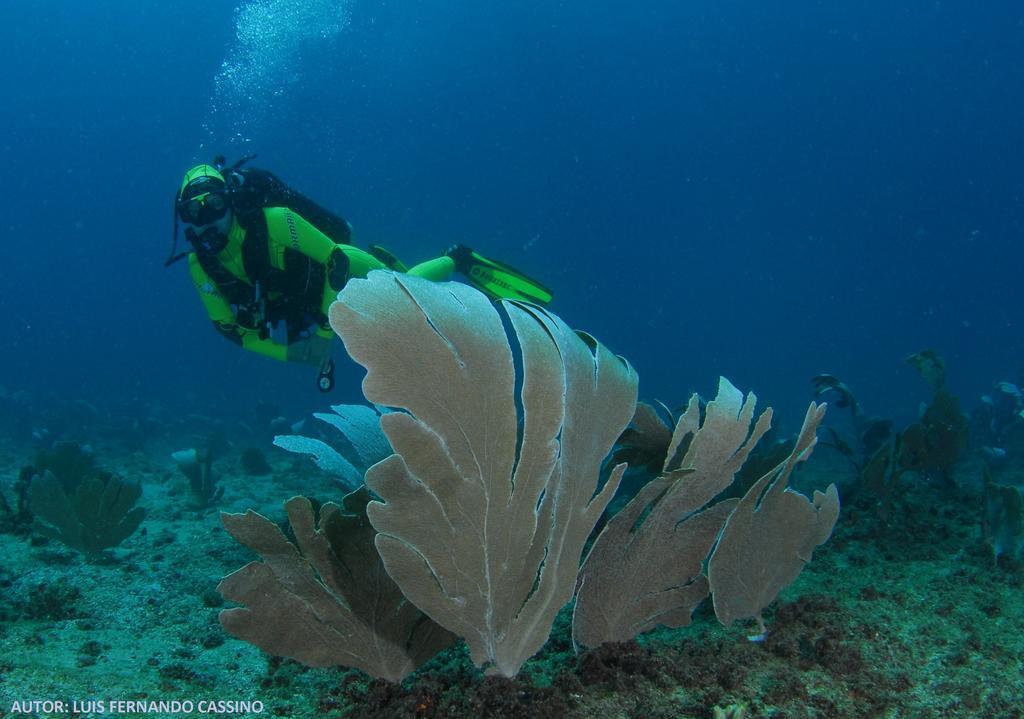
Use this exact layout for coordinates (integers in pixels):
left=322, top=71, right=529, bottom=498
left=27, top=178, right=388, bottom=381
left=188, top=206, right=455, bottom=362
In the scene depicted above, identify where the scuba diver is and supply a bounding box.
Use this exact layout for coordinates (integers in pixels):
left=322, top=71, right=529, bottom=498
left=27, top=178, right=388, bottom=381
left=166, top=156, right=552, bottom=392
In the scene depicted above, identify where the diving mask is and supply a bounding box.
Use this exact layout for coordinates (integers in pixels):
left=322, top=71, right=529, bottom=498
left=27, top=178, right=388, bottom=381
left=177, top=189, right=228, bottom=226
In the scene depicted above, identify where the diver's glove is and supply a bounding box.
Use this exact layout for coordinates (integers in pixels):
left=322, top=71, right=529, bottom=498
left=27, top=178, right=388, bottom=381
left=287, top=336, right=335, bottom=391
left=445, top=244, right=474, bottom=275
left=286, top=335, right=332, bottom=367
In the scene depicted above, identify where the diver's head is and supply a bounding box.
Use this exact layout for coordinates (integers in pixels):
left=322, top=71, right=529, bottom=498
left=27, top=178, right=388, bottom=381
left=177, top=164, right=232, bottom=254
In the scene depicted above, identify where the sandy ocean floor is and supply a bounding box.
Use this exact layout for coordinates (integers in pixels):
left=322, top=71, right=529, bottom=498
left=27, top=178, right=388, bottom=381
left=0, top=428, right=1021, bottom=719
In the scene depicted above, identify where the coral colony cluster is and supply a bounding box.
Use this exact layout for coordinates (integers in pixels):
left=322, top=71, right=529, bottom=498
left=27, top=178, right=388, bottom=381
left=217, top=273, right=839, bottom=680
left=3, top=272, right=1022, bottom=716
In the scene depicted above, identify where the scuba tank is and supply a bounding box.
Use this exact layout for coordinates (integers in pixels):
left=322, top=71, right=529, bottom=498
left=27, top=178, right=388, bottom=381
left=216, top=155, right=353, bottom=244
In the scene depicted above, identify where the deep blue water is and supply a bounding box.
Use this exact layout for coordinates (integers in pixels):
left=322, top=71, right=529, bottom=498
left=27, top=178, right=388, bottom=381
left=3, top=1, right=1023, bottom=431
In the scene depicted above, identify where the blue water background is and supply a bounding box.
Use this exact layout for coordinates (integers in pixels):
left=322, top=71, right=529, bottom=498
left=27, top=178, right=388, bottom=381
left=2, top=1, right=1022, bottom=433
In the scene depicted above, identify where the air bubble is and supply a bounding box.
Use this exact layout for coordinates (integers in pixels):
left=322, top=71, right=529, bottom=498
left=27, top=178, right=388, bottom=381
left=204, top=0, right=352, bottom=146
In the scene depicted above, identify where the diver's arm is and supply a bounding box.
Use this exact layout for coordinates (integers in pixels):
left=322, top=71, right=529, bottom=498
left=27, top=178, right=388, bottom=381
left=237, top=328, right=287, bottom=360
left=187, top=254, right=287, bottom=361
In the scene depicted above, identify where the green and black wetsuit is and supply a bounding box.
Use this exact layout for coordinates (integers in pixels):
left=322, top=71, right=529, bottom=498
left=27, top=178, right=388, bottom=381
left=188, top=207, right=455, bottom=361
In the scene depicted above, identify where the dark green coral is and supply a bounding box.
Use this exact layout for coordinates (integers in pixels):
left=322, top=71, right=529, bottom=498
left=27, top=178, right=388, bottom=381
left=29, top=470, right=145, bottom=555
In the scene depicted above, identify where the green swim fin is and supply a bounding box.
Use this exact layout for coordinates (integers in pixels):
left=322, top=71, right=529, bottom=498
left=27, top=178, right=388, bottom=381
left=451, top=246, right=553, bottom=305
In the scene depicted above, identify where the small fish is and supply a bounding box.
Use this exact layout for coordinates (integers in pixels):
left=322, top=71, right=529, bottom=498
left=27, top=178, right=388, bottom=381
left=981, top=446, right=1008, bottom=461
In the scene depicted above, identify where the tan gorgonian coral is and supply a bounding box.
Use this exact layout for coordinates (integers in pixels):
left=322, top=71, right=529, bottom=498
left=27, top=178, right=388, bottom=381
left=708, top=402, right=840, bottom=635
left=575, top=383, right=840, bottom=647
left=218, top=491, right=456, bottom=682
left=573, top=378, right=772, bottom=647
left=329, top=272, right=637, bottom=676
